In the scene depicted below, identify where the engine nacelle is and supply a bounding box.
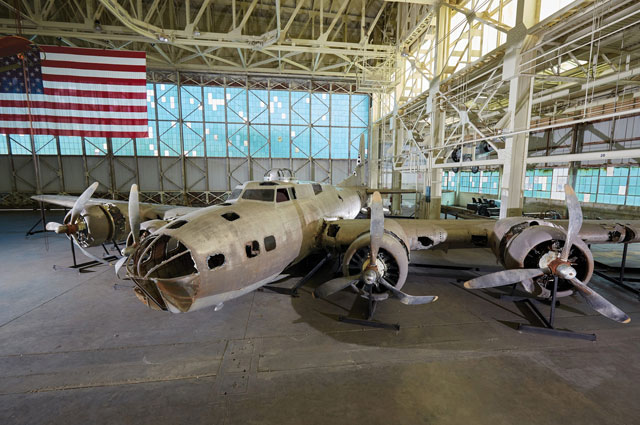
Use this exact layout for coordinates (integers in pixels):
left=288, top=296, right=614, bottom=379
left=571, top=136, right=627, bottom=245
left=342, top=231, right=409, bottom=292
left=492, top=218, right=594, bottom=297
left=73, top=204, right=129, bottom=247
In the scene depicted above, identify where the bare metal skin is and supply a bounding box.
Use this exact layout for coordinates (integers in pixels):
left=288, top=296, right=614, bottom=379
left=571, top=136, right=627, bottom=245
left=34, top=173, right=640, bottom=316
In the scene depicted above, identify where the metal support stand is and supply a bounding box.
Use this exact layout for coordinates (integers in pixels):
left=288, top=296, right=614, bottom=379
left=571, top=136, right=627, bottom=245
left=53, top=239, right=118, bottom=272
left=594, top=243, right=640, bottom=299
left=25, top=205, right=48, bottom=236
left=338, top=285, right=400, bottom=331
left=503, top=277, right=596, bottom=341
left=262, top=254, right=332, bottom=297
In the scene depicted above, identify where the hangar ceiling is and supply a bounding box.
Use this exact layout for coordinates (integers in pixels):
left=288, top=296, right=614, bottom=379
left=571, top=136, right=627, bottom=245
left=0, top=0, right=408, bottom=84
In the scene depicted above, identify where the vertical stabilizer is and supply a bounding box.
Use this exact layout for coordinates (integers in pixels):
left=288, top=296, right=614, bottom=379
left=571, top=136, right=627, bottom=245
left=339, top=133, right=367, bottom=187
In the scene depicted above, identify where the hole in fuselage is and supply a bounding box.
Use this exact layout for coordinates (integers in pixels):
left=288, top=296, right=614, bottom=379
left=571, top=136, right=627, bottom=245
left=207, top=254, right=225, bottom=269
left=136, top=235, right=197, bottom=279
left=245, top=240, right=260, bottom=258
left=418, top=236, right=433, bottom=247
left=222, top=212, right=240, bottom=221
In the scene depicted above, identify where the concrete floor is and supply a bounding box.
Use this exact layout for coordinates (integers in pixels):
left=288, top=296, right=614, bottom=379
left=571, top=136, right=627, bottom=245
left=1, top=211, right=640, bottom=425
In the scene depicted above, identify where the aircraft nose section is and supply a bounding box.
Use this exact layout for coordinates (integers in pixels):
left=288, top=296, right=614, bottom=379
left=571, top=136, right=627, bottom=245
left=130, top=233, right=201, bottom=313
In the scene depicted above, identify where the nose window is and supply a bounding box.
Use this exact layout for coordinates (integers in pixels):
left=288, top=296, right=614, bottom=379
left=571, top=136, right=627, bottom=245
left=207, top=254, right=225, bottom=269
left=245, top=240, right=260, bottom=258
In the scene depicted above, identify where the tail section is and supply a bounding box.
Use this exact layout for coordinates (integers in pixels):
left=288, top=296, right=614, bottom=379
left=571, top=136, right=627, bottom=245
left=339, top=133, right=366, bottom=187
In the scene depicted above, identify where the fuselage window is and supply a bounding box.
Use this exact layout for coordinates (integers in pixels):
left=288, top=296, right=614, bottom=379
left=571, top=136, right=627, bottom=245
left=167, top=220, right=187, bottom=229
left=222, top=212, right=240, bottom=221
left=245, top=240, right=260, bottom=258
left=289, top=187, right=297, bottom=199
left=207, top=254, right=225, bottom=269
left=227, top=188, right=243, bottom=201
left=242, top=189, right=275, bottom=202
left=312, top=183, right=323, bottom=195
left=264, top=235, right=276, bottom=251
left=276, top=188, right=290, bottom=203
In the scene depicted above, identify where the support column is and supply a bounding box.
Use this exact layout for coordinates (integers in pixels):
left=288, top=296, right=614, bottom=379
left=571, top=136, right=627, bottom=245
left=369, top=122, right=380, bottom=189
left=391, top=117, right=402, bottom=215
left=499, top=0, right=540, bottom=218
left=426, top=3, right=449, bottom=219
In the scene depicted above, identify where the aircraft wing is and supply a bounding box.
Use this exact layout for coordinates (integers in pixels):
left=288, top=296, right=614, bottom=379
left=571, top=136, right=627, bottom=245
left=32, top=194, right=199, bottom=220
left=321, top=217, right=640, bottom=253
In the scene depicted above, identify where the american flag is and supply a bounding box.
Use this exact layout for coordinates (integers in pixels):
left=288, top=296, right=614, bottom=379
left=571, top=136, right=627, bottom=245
left=0, top=45, right=147, bottom=138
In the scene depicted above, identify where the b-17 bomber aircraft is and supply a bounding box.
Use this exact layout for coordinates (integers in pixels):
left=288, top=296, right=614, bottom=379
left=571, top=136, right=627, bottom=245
left=35, top=152, right=638, bottom=325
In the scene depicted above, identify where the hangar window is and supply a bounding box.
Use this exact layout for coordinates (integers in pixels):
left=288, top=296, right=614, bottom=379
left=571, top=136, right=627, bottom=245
left=312, top=184, right=323, bottom=195
left=242, top=189, right=275, bottom=202
left=264, top=236, right=276, bottom=251
left=222, top=212, right=240, bottom=221
left=167, top=220, right=187, bottom=229
left=207, top=254, right=225, bottom=269
left=276, top=188, right=290, bottom=203
left=245, top=240, right=260, bottom=258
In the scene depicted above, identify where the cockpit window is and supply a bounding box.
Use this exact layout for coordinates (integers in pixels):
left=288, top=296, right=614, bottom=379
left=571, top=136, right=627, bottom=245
left=276, top=188, right=290, bottom=203
left=242, top=189, right=275, bottom=202
left=227, top=188, right=243, bottom=201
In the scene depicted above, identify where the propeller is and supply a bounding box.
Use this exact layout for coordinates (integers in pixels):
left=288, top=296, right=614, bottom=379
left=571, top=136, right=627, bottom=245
left=464, top=184, right=630, bottom=324
left=45, top=182, right=99, bottom=235
left=313, top=191, right=437, bottom=306
left=122, top=184, right=141, bottom=256
left=45, top=182, right=112, bottom=265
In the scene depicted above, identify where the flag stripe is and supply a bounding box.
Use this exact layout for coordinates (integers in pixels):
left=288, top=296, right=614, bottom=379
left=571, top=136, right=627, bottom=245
left=0, top=92, right=146, bottom=105
left=2, top=120, right=147, bottom=132
left=0, top=128, right=148, bottom=138
left=40, top=45, right=146, bottom=58
left=0, top=114, right=148, bottom=126
left=43, top=86, right=146, bottom=99
left=41, top=66, right=146, bottom=80
left=40, top=52, right=146, bottom=66
left=42, top=74, right=146, bottom=86
left=0, top=107, right=147, bottom=119
left=0, top=100, right=147, bottom=112
left=41, top=60, right=146, bottom=73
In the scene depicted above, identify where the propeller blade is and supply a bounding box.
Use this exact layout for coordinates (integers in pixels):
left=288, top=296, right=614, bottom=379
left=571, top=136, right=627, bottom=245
left=370, top=191, right=384, bottom=260
left=46, top=222, right=66, bottom=233
left=561, top=184, right=583, bottom=261
left=70, top=182, right=99, bottom=223
left=520, top=278, right=535, bottom=293
left=115, top=255, right=129, bottom=279
left=379, top=278, right=437, bottom=305
left=313, top=275, right=360, bottom=299
left=464, top=268, right=545, bottom=289
left=128, top=184, right=141, bottom=245
left=569, top=278, right=630, bottom=323
left=72, top=237, right=111, bottom=266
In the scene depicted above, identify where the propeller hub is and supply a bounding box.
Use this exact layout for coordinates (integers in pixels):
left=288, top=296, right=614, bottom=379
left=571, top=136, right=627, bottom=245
left=555, top=263, right=577, bottom=280
left=362, top=268, right=378, bottom=285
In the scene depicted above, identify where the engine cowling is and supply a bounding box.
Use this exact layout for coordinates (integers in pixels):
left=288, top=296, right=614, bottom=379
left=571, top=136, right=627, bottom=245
left=72, top=203, right=129, bottom=247
left=493, top=220, right=594, bottom=297
left=342, top=232, right=409, bottom=294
